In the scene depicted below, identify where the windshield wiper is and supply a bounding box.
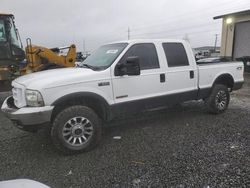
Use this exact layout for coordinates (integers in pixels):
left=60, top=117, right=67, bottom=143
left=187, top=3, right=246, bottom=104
left=80, top=63, right=95, bottom=70
left=80, top=63, right=103, bottom=71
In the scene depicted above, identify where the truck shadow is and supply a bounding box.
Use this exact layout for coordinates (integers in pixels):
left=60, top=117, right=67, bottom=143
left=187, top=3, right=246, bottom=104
left=3, top=101, right=207, bottom=155
left=8, top=99, right=247, bottom=158
left=104, top=100, right=206, bottom=133
left=1, top=98, right=249, bottom=188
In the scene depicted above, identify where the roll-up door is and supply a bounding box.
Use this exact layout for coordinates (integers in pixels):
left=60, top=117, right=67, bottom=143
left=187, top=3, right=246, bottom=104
left=233, top=21, right=250, bottom=59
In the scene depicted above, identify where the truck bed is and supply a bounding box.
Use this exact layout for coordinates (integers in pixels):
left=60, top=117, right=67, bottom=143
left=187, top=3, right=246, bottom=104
left=197, top=61, right=244, bottom=90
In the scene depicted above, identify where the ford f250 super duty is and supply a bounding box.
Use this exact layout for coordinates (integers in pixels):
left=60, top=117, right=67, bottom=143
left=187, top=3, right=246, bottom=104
left=1, top=39, right=244, bottom=154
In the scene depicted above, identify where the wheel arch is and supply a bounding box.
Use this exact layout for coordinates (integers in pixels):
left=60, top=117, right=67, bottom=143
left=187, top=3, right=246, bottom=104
left=51, top=92, right=112, bottom=122
left=212, top=73, right=234, bottom=90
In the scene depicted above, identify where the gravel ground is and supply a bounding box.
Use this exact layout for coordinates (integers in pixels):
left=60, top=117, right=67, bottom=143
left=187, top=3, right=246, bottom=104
left=0, top=94, right=250, bottom=188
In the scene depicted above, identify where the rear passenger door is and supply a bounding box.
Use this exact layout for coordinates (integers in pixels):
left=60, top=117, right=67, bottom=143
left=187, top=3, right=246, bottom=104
left=112, top=43, right=166, bottom=108
left=162, top=42, right=198, bottom=99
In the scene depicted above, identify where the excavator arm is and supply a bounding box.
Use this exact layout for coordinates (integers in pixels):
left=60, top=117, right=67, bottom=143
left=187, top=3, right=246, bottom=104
left=22, top=41, right=76, bottom=74
left=0, top=13, right=78, bottom=91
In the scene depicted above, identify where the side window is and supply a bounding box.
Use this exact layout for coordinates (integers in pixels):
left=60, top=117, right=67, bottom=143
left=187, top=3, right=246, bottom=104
left=119, top=43, right=159, bottom=70
left=0, top=20, right=6, bottom=42
left=162, top=43, right=189, bottom=67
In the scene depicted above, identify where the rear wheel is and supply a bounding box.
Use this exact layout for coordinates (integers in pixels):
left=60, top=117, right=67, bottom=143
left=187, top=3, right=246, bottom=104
left=205, top=84, right=230, bottom=114
left=51, top=105, right=102, bottom=154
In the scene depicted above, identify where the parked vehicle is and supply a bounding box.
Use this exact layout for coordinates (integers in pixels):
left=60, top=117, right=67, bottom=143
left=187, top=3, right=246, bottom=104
left=0, top=13, right=76, bottom=91
left=1, top=39, right=244, bottom=154
left=236, top=56, right=250, bottom=73
left=0, top=179, right=50, bottom=188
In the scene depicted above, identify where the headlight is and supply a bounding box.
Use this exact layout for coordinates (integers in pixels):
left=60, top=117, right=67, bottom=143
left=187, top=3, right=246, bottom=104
left=25, top=89, right=44, bottom=107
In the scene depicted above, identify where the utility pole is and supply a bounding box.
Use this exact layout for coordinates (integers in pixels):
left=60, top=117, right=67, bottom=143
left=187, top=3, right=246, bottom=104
left=127, top=27, right=130, bottom=40
left=83, top=39, right=85, bottom=53
left=214, top=34, right=218, bottom=52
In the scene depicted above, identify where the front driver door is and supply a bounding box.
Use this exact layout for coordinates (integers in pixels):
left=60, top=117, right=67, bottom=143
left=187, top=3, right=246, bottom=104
left=111, top=43, right=166, bottom=112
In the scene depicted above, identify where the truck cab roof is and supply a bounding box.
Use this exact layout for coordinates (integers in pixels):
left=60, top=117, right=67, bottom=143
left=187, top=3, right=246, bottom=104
left=108, top=39, right=188, bottom=45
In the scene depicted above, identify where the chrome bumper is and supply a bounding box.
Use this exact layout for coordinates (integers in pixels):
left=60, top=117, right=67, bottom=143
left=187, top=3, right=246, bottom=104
left=1, top=96, right=54, bottom=131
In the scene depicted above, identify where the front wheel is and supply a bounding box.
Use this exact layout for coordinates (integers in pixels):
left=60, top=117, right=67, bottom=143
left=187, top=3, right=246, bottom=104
left=51, top=105, right=102, bottom=154
left=205, top=84, right=230, bottom=114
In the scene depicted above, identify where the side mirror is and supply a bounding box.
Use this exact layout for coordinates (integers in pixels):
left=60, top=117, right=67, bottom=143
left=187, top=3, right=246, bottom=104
left=126, top=56, right=140, bottom=76
left=116, top=56, right=141, bottom=76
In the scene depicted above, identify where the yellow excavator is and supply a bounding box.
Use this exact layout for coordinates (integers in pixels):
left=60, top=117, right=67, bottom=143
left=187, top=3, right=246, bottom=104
left=0, top=13, right=77, bottom=90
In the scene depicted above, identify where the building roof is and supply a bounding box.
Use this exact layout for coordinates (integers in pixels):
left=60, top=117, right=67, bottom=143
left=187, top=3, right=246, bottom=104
left=214, top=9, right=250, bottom=19
left=0, top=13, right=13, bottom=16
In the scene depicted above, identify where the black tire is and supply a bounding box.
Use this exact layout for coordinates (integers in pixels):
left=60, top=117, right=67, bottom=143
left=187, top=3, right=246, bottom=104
left=51, top=105, right=102, bottom=154
left=205, top=84, right=230, bottom=114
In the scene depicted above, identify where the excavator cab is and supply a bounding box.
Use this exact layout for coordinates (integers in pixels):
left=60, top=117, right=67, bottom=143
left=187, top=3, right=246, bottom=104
left=0, top=14, right=25, bottom=85
left=0, top=13, right=76, bottom=91
left=0, top=14, right=25, bottom=65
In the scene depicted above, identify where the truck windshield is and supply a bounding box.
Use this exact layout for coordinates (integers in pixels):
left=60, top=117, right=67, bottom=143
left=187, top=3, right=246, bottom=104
left=79, top=43, right=128, bottom=70
left=0, top=20, right=6, bottom=42
left=9, top=19, right=21, bottom=48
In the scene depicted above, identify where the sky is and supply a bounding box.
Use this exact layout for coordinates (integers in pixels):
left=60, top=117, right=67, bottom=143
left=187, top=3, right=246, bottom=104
left=1, top=0, right=250, bottom=52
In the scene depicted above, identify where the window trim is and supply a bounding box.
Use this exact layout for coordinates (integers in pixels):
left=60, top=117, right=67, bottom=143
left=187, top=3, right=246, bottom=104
left=162, top=42, right=190, bottom=68
left=117, top=43, right=160, bottom=71
left=0, top=20, right=7, bottom=42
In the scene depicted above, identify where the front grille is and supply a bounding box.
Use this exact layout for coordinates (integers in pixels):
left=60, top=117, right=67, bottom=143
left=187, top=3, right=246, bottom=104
left=6, top=96, right=18, bottom=109
left=12, top=87, right=23, bottom=108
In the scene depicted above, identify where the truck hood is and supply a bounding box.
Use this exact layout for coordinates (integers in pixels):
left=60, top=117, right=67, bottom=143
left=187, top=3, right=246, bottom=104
left=13, top=67, right=105, bottom=90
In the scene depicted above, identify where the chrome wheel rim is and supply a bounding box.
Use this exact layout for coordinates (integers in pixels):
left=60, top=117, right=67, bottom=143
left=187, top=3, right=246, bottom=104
left=215, top=90, right=227, bottom=110
left=62, top=117, right=94, bottom=146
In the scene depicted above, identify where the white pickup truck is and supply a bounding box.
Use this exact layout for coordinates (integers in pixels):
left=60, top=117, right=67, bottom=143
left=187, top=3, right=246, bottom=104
left=1, top=39, right=244, bottom=154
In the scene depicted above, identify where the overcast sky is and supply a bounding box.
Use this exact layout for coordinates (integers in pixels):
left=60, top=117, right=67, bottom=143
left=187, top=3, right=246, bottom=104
left=1, top=0, right=250, bottom=51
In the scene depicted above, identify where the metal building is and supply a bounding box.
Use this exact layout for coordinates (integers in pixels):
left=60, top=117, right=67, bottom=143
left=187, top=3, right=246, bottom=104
left=214, top=10, right=250, bottom=59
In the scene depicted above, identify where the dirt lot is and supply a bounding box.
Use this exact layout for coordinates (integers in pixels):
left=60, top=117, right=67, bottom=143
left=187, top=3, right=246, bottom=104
left=0, top=91, right=250, bottom=188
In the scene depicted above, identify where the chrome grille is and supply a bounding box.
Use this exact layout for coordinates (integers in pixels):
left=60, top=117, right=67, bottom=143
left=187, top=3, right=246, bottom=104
left=12, top=87, right=23, bottom=108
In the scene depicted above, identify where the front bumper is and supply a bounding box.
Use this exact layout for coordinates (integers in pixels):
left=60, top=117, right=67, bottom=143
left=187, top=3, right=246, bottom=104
left=1, top=96, right=54, bottom=132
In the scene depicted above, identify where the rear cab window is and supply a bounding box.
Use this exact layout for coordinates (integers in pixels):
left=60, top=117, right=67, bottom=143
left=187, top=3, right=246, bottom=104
left=162, top=43, right=189, bottom=67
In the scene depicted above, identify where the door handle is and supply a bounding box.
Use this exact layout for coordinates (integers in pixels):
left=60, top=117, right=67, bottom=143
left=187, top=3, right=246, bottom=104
left=160, top=73, right=165, bottom=83
left=190, top=71, right=194, bottom=79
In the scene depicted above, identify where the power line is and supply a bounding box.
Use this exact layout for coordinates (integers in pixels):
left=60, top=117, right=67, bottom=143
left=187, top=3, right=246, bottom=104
left=130, top=3, right=248, bottom=35
left=87, top=21, right=221, bottom=44
left=85, top=2, right=249, bottom=44
left=133, top=28, right=221, bottom=39
left=84, top=1, right=249, bottom=49
left=129, top=0, right=247, bottom=31
left=131, top=22, right=221, bottom=37
left=84, top=1, right=249, bottom=44
left=128, top=4, right=248, bottom=41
